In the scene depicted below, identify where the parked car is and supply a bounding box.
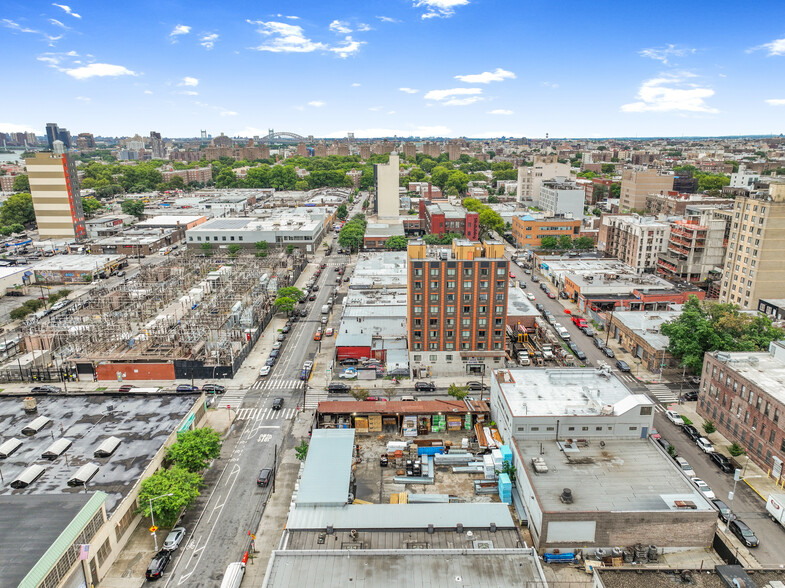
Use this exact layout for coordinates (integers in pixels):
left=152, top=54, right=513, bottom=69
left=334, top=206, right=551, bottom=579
left=675, top=457, right=695, bottom=477
left=265, top=357, right=276, bottom=367
left=257, top=467, right=273, bottom=487
left=176, top=384, right=199, bottom=392
left=602, top=347, right=615, bottom=358
left=259, top=366, right=271, bottom=377
left=535, top=303, right=544, bottom=312
left=710, top=452, right=735, bottom=474
left=365, top=396, right=388, bottom=401
left=31, top=385, right=62, bottom=394
left=656, top=436, right=671, bottom=452
left=163, top=527, right=186, bottom=551
left=270, top=349, right=280, bottom=359
left=573, top=348, right=586, bottom=360
left=118, top=384, right=136, bottom=393
left=524, top=269, right=531, bottom=275
left=272, top=341, right=282, bottom=350
left=546, top=291, right=556, bottom=299
left=682, top=424, right=701, bottom=441
left=593, top=336, right=606, bottom=349
left=276, top=333, right=285, bottom=342
left=202, top=384, right=226, bottom=394
left=308, top=294, right=317, bottom=301
left=666, top=410, right=685, bottom=426
left=312, top=284, right=319, bottom=291
left=340, top=358, right=359, bottom=366
left=281, top=325, right=291, bottom=334
left=272, top=397, right=283, bottom=410
left=616, top=360, right=631, bottom=372
left=327, top=383, right=351, bottom=393
left=583, top=327, right=595, bottom=337
left=712, top=499, right=733, bottom=523
left=325, top=327, right=334, bottom=337
left=414, top=381, right=436, bottom=392
left=339, top=368, right=358, bottom=379
left=466, top=381, right=489, bottom=391
left=145, top=550, right=172, bottom=580
left=691, top=477, right=716, bottom=500
left=299, top=308, right=308, bottom=317
left=531, top=275, right=539, bottom=282
left=728, top=519, right=759, bottom=547
left=559, top=291, right=569, bottom=299
left=696, top=437, right=715, bottom=453
left=320, top=263, right=327, bottom=269
left=681, top=390, right=698, bottom=402
left=526, top=292, right=535, bottom=301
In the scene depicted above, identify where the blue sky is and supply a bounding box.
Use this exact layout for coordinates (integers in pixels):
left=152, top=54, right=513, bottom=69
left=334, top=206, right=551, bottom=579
left=1, top=0, right=784, bottom=139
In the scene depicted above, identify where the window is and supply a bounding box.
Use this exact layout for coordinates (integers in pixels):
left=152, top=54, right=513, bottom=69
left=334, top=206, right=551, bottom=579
left=463, top=281, right=472, bottom=289
left=445, top=355, right=452, bottom=361
left=430, top=268, right=439, bottom=276
left=414, top=281, right=422, bottom=289
left=463, top=305, right=471, bottom=313
left=462, top=331, right=471, bottom=339
left=413, top=355, right=422, bottom=361
left=429, top=355, right=437, bottom=362
left=640, top=406, right=653, bottom=415
left=629, top=426, right=638, bottom=431
left=447, top=281, right=456, bottom=289
left=476, top=280, right=487, bottom=289
left=446, top=268, right=456, bottom=276
left=431, top=281, right=439, bottom=289
left=531, top=427, right=539, bottom=431
left=428, top=342, right=438, bottom=350
left=414, top=268, right=423, bottom=276
left=429, top=330, right=438, bottom=338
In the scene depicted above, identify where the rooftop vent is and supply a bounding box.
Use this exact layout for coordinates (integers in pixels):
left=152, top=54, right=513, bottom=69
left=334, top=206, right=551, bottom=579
left=22, top=416, right=51, bottom=436
left=0, top=437, right=23, bottom=459
left=94, top=436, right=122, bottom=458
left=560, top=488, right=574, bottom=504
left=11, top=464, right=45, bottom=488
left=42, top=438, right=73, bottom=460
left=68, top=463, right=99, bottom=487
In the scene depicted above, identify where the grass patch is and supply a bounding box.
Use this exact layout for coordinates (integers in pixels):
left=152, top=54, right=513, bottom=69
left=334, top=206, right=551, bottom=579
left=681, top=416, right=693, bottom=426
left=95, top=387, right=107, bottom=391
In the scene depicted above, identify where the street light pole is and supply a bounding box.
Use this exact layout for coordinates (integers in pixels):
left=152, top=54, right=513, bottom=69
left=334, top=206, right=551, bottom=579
left=148, top=492, right=174, bottom=551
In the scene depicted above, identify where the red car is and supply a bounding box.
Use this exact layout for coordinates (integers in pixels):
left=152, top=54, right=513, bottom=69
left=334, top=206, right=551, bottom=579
left=320, top=263, right=327, bottom=269
left=547, top=291, right=556, bottom=299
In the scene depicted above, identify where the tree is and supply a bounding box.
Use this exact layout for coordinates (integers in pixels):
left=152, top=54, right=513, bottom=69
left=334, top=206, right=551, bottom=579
left=295, top=439, right=309, bottom=461
left=446, top=170, right=470, bottom=194
left=121, top=198, right=146, bottom=218
left=601, top=163, right=615, bottom=175
left=137, top=466, right=203, bottom=528
left=574, top=236, right=595, bottom=250
left=384, top=386, right=399, bottom=402
left=336, top=204, right=348, bottom=220
left=384, top=235, right=408, bottom=250
left=728, top=442, right=746, bottom=457
left=540, top=236, right=558, bottom=250
left=478, top=208, right=504, bottom=238
left=82, top=197, right=102, bottom=217
left=610, top=183, right=621, bottom=199
left=702, top=420, right=717, bottom=435
left=593, top=184, right=608, bottom=200
left=255, top=241, right=268, bottom=251
left=166, top=428, right=222, bottom=472
left=278, top=286, right=304, bottom=301
left=227, top=244, right=241, bottom=256
left=274, top=296, right=296, bottom=315
left=557, top=235, right=573, bottom=250
left=350, top=387, right=369, bottom=401
left=430, top=166, right=451, bottom=190
left=0, top=193, right=35, bottom=226
left=661, top=296, right=784, bottom=373
left=697, top=173, right=730, bottom=192
left=200, top=242, right=212, bottom=256
left=447, top=383, right=469, bottom=400
left=286, top=244, right=295, bottom=255
left=12, top=174, right=29, bottom=192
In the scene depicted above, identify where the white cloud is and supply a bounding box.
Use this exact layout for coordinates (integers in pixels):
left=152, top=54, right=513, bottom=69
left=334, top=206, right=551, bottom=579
left=356, top=23, right=372, bottom=32
left=329, top=37, right=364, bottom=58
left=180, top=90, right=198, bottom=96
left=170, top=24, right=191, bottom=39
left=220, top=110, right=238, bottom=116
left=352, top=82, right=361, bottom=87
left=424, top=87, right=482, bottom=101
left=377, top=16, right=400, bottom=23
left=621, top=73, right=718, bottom=114
left=765, top=99, right=785, bottom=106
left=329, top=20, right=352, bottom=34
left=488, top=109, right=513, bottom=115
left=273, top=14, right=300, bottom=20
left=3, top=19, right=62, bottom=44
left=639, top=44, right=696, bottom=65
left=399, top=87, right=419, bottom=94
left=247, top=20, right=326, bottom=53
left=414, top=0, right=469, bottom=19
left=308, top=101, right=325, bottom=107
left=542, top=81, right=559, bottom=89
left=64, top=63, right=137, bottom=79
left=52, top=4, right=81, bottom=18
left=200, top=33, right=218, bottom=49
left=368, top=106, right=383, bottom=111
left=75, top=95, right=90, bottom=101
left=443, top=96, right=483, bottom=106
left=49, top=18, right=69, bottom=29
left=748, top=38, right=785, bottom=56
left=329, top=125, right=451, bottom=138
left=454, top=67, right=515, bottom=84
left=144, top=90, right=153, bottom=94
left=180, top=76, right=199, bottom=87
left=387, top=110, right=396, bottom=114
left=0, top=122, right=38, bottom=133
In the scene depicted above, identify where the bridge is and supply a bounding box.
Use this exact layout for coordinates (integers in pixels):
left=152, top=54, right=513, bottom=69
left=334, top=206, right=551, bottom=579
left=262, top=129, right=305, bottom=143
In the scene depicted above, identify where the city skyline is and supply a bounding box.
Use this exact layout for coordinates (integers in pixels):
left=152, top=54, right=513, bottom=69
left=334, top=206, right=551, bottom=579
left=1, top=0, right=784, bottom=138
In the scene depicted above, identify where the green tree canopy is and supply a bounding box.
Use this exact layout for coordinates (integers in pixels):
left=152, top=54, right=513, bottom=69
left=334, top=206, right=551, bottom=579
left=12, top=174, right=29, bottom=192
left=661, top=296, right=784, bottom=372
left=540, top=236, right=558, bottom=249
left=335, top=204, right=348, bottom=220
left=478, top=208, right=504, bottom=238
left=601, top=163, right=616, bottom=174
left=422, top=232, right=463, bottom=245
left=278, top=286, right=304, bottom=301
left=121, top=198, right=146, bottom=218
left=448, top=383, right=469, bottom=400
left=227, top=244, right=241, bottom=256
left=430, top=166, right=451, bottom=190
left=166, top=428, right=222, bottom=472
left=137, top=466, right=203, bottom=527
left=557, top=235, right=573, bottom=249
left=384, top=235, right=408, bottom=250
left=0, top=192, right=35, bottom=226
left=574, top=236, right=595, bottom=250
left=81, top=197, right=102, bottom=217
left=274, top=296, right=296, bottom=314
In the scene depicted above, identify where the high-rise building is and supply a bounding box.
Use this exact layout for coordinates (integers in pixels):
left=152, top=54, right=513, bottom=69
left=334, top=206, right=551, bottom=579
left=359, top=145, right=371, bottom=159
left=516, top=156, right=569, bottom=202
left=538, top=178, right=586, bottom=220
left=25, top=152, right=86, bottom=240
left=407, top=239, right=508, bottom=376
left=297, top=142, right=308, bottom=157
left=374, top=153, right=400, bottom=220
left=45, top=123, right=59, bottom=150
left=150, top=131, right=165, bottom=159
left=598, top=214, right=670, bottom=274
left=719, top=185, right=785, bottom=309
left=57, top=128, right=72, bottom=149
left=619, top=168, right=674, bottom=211
left=422, top=142, right=441, bottom=158
left=76, top=133, right=95, bottom=150
left=447, top=142, right=461, bottom=161
left=402, top=142, right=416, bottom=159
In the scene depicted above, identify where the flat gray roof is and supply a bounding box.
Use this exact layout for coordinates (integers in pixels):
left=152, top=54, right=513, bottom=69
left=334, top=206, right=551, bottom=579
left=507, top=286, right=539, bottom=316
left=31, top=254, right=126, bottom=272
left=0, top=395, right=196, bottom=513
left=612, top=310, right=680, bottom=350
left=297, top=429, right=355, bottom=506
left=515, top=439, right=713, bottom=512
left=708, top=348, right=785, bottom=405
left=264, top=549, right=546, bottom=588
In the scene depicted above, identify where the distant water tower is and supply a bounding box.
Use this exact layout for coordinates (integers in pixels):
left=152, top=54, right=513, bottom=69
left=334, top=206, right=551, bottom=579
left=52, top=139, right=65, bottom=155
left=200, top=130, right=207, bottom=140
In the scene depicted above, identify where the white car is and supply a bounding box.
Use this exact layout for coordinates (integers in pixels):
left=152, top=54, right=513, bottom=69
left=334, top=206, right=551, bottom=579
left=259, top=366, right=271, bottom=377
left=691, top=477, right=716, bottom=500
left=163, top=527, right=186, bottom=551
left=696, top=437, right=714, bottom=453
left=526, top=292, right=536, bottom=301
left=272, top=341, right=282, bottom=350
left=665, top=410, right=685, bottom=426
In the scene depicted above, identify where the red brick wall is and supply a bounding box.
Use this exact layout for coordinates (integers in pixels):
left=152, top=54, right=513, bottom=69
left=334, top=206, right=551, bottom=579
left=96, top=363, right=176, bottom=381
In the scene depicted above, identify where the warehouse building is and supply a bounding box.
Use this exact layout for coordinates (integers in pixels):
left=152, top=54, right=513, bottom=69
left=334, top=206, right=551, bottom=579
left=185, top=213, right=325, bottom=253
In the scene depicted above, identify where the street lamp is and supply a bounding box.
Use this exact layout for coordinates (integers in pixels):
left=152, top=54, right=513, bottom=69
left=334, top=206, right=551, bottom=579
left=149, top=493, right=174, bottom=551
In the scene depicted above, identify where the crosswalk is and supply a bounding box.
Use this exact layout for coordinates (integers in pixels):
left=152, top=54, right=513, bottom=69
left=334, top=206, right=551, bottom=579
left=249, top=378, right=304, bottom=391
left=646, top=383, right=679, bottom=406
left=210, top=390, right=246, bottom=410
left=616, top=373, right=638, bottom=384
left=236, top=407, right=297, bottom=421
left=304, top=389, right=329, bottom=410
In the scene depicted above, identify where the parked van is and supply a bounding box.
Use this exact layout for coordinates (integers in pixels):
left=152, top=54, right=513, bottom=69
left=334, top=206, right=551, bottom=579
left=219, top=562, right=245, bottom=588
left=321, top=305, right=329, bottom=315
left=556, top=327, right=570, bottom=341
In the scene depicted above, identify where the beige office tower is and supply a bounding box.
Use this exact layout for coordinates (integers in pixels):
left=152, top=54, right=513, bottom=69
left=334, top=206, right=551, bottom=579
left=719, top=185, right=785, bottom=309
left=375, top=153, right=400, bottom=220
left=25, top=152, right=86, bottom=240
left=619, top=168, right=674, bottom=211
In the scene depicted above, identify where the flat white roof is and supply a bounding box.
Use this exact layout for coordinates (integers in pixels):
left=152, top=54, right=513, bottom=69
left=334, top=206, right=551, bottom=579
left=137, top=215, right=206, bottom=226
left=0, top=265, right=32, bottom=279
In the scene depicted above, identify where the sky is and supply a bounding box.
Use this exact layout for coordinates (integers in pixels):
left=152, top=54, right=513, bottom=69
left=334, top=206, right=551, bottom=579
left=1, top=0, right=784, bottom=139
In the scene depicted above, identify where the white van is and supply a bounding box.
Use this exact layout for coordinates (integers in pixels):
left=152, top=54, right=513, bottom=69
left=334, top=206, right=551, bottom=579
left=556, top=327, right=570, bottom=341
left=219, top=562, right=245, bottom=588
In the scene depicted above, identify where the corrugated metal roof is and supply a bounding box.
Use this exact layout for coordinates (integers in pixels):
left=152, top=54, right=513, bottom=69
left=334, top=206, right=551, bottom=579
left=18, top=491, right=107, bottom=588
left=287, top=502, right=514, bottom=530
left=297, top=429, right=355, bottom=506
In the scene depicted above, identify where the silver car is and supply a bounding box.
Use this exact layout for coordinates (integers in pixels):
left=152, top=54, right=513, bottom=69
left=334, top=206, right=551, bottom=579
left=163, top=527, right=186, bottom=551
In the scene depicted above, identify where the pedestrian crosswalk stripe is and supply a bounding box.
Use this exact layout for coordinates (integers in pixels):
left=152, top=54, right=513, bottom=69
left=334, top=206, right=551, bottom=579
left=235, top=407, right=297, bottom=421
left=646, top=383, right=678, bottom=404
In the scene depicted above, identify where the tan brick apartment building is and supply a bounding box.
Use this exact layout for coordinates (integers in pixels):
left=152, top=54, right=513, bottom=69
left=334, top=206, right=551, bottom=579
left=511, top=214, right=581, bottom=249
left=407, top=239, right=508, bottom=377
left=620, top=168, right=674, bottom=211
left=25, top=152, right=86, bottom=240
left=598, top=214, right=670, bottom=273
left=697, top=344, right=785, bottom=478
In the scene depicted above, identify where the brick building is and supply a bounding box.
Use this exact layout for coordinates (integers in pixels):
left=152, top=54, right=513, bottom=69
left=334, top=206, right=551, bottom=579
left=419, top=201, right=479, bottom=239
left=407, top=239, right=508, bottom=377
left=620, top=168, right=674, bottom=211
left=598, top=214, right=670, bottom=274
left=697, top=344, right=785, bottom=478
left=511, top=214, right=581, bottom=249
left=161, top=165, right=213, bottom=184
left=645, top=191, right=730, bottom=216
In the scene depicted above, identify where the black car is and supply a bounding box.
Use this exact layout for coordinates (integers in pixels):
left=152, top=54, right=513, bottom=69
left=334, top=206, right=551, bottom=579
left=145, top=550, right=172, bottom=580
left=327, top=382, right=351, bottom=393
left=593, top=336, right=606, bottom=349
left=583, top=327, right=595, bottom=337
left=616, top=360, right=630, bottom=372
left=681, top=390, right=698, bottom=402
left=340, top=358, right=359, bottom=366
left=202, top=384, right=226, bottom=394
left=574, top=349, right=586, bottom=361
left=299, top=308, right=308, bottom=317
left=559, top=291, right=569, bottom=299
left=272, top=397, right=283, bottom=410
left=257, top=467, right=273, bottom=487
left=270, top=349, right=280, bottom=358
left=176, top=384, right=199, bottom=392
left=31, top=385, right=62, bottom=394
left=656, top=436, right=671, bottom=452
left=535, top=303, right=544, bottom=312
left=414, top=381, right=436, bottom=392
left=728, top=519, right=759, bottom=547
left=710, top=452, right=735, bottom=474
left=682, top=424, right=701, bottom=442
left=568, top=342, right=580, bottom=353
left=531, top=275, right=539, bottom=282
left=602, top=347, right=615, bottom=358
left=265, top=357, right=276, bottom=367
left=466, top=381, right=489, bottom=391
left=712, top=499, right=733, bottom=523
left=312, top=284, right=319, bottom=291
left=281, top=325, right=291, bottom=334
left=308, top=294, right=317, bottom=301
